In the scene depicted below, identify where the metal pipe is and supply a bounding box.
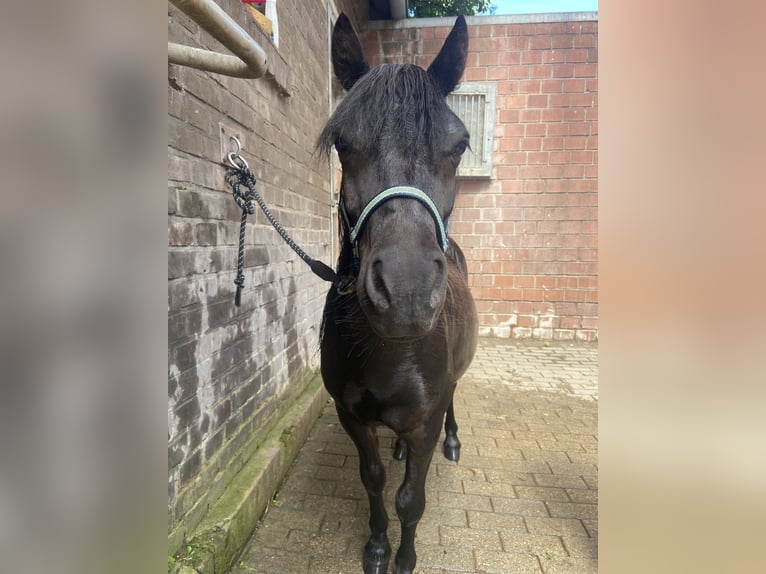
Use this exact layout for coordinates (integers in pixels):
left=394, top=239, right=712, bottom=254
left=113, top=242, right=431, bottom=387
left=389, top=0, right=408, bottom=20
left=168, top=0, right=267, bottom=79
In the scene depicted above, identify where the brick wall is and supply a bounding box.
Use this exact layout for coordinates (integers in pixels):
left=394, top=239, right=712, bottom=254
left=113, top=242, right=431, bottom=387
left=364, top=14, right=598, bottom=341
left=167, top=0, right=366, bottom=552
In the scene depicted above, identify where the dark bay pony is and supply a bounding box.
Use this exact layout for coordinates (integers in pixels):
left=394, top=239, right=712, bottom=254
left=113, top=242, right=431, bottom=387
left=317, top=14, right=478, bottom=574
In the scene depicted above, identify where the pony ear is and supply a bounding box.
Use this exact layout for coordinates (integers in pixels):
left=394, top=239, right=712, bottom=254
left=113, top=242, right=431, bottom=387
left=427, top=15, right=469, bottom=96
left=332, top=13, right=370, bottom=91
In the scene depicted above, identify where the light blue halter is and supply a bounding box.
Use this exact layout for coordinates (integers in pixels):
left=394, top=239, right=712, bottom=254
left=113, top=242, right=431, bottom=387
left=339, top=186, right=450, bottom=261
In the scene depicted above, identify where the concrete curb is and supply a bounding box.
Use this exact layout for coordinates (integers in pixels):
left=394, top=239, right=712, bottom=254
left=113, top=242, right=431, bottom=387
left=171, top=373, right=329, bottom=574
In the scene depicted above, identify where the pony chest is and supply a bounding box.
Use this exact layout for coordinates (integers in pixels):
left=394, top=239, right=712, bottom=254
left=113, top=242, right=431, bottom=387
left=340, top=356, right=431, bottom=427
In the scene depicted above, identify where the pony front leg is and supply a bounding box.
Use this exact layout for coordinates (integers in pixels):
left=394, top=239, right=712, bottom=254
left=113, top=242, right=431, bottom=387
left=335, top=407, right=391, bottom=574
left=393, top=424, right=441, bottom=574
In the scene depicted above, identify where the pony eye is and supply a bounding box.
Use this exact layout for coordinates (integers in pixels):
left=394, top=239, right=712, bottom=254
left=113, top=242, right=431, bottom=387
left=452, top=140, right=468, bottom=157
left=334, top=136, right=349, bottom=155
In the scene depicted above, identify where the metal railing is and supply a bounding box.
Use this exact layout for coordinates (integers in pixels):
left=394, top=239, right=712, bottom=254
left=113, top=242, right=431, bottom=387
left=167, top=0, right=267, bottom=79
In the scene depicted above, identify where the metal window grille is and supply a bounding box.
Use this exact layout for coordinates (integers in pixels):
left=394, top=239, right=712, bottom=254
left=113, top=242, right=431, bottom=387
left=447, top=82, right=497, bottom=178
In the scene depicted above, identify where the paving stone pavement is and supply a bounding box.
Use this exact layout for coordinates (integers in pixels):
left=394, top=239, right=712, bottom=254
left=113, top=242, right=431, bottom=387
left=230, top=338, right=598, bottom=574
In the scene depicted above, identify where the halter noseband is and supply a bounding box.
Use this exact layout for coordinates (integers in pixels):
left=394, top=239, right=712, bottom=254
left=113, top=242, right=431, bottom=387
left=339, top=186, right=449, bottom=263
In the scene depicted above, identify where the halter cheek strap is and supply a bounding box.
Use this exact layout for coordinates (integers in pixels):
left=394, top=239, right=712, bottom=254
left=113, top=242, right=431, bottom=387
left=341, top=186, right=449, bottom=258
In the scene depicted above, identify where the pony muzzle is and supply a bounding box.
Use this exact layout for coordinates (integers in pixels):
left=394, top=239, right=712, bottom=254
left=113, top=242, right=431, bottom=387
left=362, top=247, right=447, bottom=339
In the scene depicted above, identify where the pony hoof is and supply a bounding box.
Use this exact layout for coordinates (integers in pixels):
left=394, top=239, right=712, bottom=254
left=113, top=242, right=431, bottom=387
left=393, top=438, right=407, bottom=460
left=363, top=558, right=390, bottom=574
left=443, top=437, right=461, bottom=462
left=363, top=538, right=391, bottom=574
left=363, top=550, right=391, bottom=574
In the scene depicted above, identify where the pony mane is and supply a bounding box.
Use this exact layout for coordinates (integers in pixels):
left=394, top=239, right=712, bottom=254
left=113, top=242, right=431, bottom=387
left=316, top=63, right=445, bottom=158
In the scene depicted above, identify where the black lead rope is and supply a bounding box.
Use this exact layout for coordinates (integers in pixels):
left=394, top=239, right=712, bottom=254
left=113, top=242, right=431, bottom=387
left=224, top=138, right=339, bottom=306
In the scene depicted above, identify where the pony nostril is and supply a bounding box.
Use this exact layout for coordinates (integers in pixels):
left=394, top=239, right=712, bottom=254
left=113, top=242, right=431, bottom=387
left=429, top=259, right=447, bottom=309
left=365, top=259, right=391, bottom=311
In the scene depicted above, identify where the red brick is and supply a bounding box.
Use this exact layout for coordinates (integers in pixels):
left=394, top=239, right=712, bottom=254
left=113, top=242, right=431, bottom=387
left=500, top=51, right=522, bottom=66
left=542, top=50, right=566, bottom=64
left=521, top=137, right=542, bottom=151
left=578, top=276, right=598, bottom=289
left=504, top=151, right=527, bottom=165
left=575, top=34, right=596, bottom=48
left=496, top=166, right=519, bottom=181
left=520, top=109, right=541, bottom=123
left=562, top=165, right=585, bottom=178
left=535, top=23, right=553, bottom=35
left=509, top=65, right=530, bottom=79
left=529, top=35, right=551, bottom=49
left=552, top=35, right=575, bottom=49
left=499, top=109, right=520, bottom=124
left=542, top=80, right=563, bottom=93
left=500, top=180, right=523, bottom=195
left=497, top=80, right=519, bottom=95
left=519, top=79, right=541, bottom=93
left=560, top=316, right=581, bottom=329
left=522, top=50, right=543, bottom=64
left=502, top=261, right=523, bottom=274
left=465, top=53, right=480, bottom=68
left=548, top=123, right=569, bottom=136
left=538, top=220, right=560, bottom=234
left=541, top=108, right=564, bottom=122
left=556, top=248, right=578, bottom=261
left=570, top=93, right=596, bottom=107
left=564, top=289, right=586, bottom=302
left=524, top=207, right=545, bottom=220
left=519, top=166, right=540, bottom=179
left=464, top=68, right=488, bottom=81
left=564, top=79, right=586, bottom=93
left=502, top=288, right=524, bottom=301
left=530, top=65, right=552, bottom=78
left=522, top=180, right=545, bottom=193
left=566, top=49, right=589, bottom=63
left=515, top=221, right=537, bottom=235
left=581, top=317, right=598, bottom=329
left=499, top=123, right=522, bottom=139
left=542, top=137, right=564, bottom=151
left=541, top=166, right=563, bottom=179
left=552, top=63, right=575, bottom=78
left=565, top=136, right=587, bottom=150
left=575, top=63, right=597, bottom=77
left=506, top=95, right=526, bottom=108
left=499, top=137, right=521, bottom=152
left=571, top=151, right=594, bottom=164
left=488, top=66, right=509, bottom=81
left=514, top=275, right=535, bottom=288
left=582, top=22, right=598, bottom=34
left=479, top=51, right=499, bottom=66
left=522, top=289, right=544, bottom=301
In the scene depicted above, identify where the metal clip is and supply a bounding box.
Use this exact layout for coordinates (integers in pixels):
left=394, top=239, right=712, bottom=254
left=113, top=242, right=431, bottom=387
left=226, top=136, right=249, bottom=171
